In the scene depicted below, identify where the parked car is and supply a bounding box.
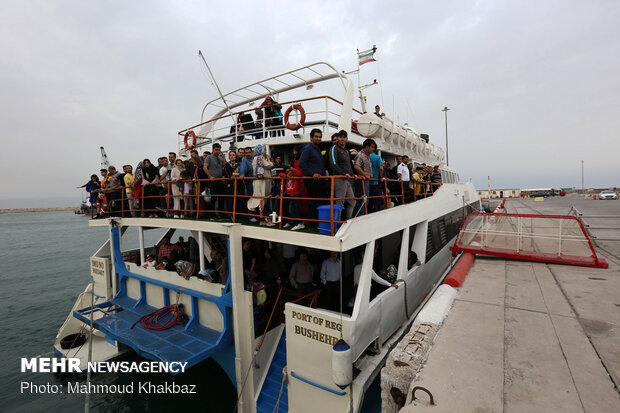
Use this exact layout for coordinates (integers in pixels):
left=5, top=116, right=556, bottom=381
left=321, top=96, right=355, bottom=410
left=599, top=190, right=618, bottom=200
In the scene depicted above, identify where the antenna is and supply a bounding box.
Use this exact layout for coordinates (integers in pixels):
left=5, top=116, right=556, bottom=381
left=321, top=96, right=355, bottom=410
left=198, top=50, right=237, bottom=144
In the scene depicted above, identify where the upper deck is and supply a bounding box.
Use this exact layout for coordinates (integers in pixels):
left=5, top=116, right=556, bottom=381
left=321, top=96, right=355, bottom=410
left=176, top=62, right=446, bottom=166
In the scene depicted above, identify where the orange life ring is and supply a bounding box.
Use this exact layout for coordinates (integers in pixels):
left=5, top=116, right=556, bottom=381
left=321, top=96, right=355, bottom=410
left=184, top=131, right=197, bottom=150
left=284, top=104, right=306, bottom=130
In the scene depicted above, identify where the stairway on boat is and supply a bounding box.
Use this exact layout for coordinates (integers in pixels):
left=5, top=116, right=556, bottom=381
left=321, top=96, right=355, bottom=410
left=257, top=329, right=288, bottom=413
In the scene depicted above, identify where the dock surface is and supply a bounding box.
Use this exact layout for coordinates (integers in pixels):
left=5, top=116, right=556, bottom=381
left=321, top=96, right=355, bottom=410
left=403, top=197, right=620, bottom=412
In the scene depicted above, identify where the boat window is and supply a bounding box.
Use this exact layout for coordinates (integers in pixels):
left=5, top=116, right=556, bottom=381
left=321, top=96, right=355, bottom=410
left=365, top=229, right=403, bottom=302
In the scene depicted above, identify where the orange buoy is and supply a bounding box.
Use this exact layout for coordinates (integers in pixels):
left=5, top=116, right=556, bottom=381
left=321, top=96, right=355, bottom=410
left=184, top=131, right=197, bottom=150
left=284, top=104, right=306, bottom=130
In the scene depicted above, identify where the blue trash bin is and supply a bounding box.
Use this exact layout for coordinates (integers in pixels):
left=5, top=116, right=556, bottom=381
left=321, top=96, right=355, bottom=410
left=317, top=204, right=345, bottom=234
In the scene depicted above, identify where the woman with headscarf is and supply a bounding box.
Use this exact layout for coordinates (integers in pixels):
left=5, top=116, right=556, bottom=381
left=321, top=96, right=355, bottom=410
left=132, top=161, right=144, bottom=211
left=223, top=150, right=240, bottom=214
left=170, top=158, right=185, bottom=218
left=247, top=144, right=274, bottom=225
left=258, top=96, right=283, bottom=137
left=142, top=158, right=160, bottom=217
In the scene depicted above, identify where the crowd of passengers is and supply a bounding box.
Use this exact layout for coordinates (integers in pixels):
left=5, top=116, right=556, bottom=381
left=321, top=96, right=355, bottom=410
left=83, top=128, right=443, bottom=229
left=144, top=233, right=423, bottom=313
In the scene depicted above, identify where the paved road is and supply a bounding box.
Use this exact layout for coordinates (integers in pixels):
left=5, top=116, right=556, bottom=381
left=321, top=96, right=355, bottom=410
left=402, top=197, right=620, bottom=412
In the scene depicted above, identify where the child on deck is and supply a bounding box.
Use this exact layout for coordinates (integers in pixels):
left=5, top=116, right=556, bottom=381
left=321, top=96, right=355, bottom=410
left=281, top=167, right=302, bottom=229
left=142, top=254, right=156, bottom=268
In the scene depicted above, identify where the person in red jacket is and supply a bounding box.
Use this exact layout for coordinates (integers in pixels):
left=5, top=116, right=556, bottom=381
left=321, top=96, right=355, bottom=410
left=281, top=167, right=303, bottom=229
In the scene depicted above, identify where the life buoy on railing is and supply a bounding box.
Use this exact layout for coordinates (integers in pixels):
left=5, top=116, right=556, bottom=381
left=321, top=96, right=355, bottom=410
left=184, top=131, right=197, bottom=150
left=284, top=104, right=306, bottom=130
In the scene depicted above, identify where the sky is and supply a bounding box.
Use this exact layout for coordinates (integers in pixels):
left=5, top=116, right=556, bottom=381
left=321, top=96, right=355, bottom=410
left=1, top=0, right=619, bottom=208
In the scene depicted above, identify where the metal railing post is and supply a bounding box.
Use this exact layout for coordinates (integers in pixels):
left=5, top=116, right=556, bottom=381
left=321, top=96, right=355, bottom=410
left=401, top=180, right=405, bottom=205
left=330, top=176, right=335, bottom=235
left=262, top=108, right=266, bottom=139
left=278, top=177, right=285, bottom=229
left=558, top=220, right=563, bottom=256
left=166, top=182, right=170, bottom=218
left=324, top=97, right=328, bottom=135
left=384, top=178, right=389, bottom=209
left=517, top=216, right=522, bottom=252
left=196, top=180, right=200, bottom=219
left=362, top=178, right=368, bottom=216
left=232, top=178, right=237, bottom=223
left=141, top=185, right=144, bottom=217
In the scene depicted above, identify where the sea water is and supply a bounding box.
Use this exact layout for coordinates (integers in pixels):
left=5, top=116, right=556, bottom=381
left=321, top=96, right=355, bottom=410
left=0, top=211, right=235, bottom=412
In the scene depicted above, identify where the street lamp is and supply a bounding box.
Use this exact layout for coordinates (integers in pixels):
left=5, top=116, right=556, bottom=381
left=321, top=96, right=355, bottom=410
left=581, top=160, right=584, bottom=191
left=442, top=106, right=450, bottom=166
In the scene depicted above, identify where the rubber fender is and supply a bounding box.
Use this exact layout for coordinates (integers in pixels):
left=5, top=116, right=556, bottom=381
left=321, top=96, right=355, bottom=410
left=443, top=253, right=475, bottom=288
left=60, top=333, right=87, bottom=350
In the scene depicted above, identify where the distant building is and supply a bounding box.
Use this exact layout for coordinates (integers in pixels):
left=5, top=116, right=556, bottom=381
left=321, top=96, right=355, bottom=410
left=477, top=188, right=521, bottom=199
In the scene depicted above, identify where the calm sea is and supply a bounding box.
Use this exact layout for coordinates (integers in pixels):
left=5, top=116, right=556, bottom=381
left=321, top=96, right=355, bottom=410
left=0, top=211, right=235, bottom=412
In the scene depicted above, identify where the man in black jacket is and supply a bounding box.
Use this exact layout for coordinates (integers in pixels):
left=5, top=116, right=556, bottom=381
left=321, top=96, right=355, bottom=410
left=329, top=130, right=356, bottom=220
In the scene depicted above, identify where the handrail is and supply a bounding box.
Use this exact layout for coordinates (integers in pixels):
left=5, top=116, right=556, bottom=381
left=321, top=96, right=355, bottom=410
left=90, top=174, right=444, bottom=233
left=180, top=95, right=361, bottom=136
left=290, top=371, right=346, bottom=396
left=256, top=285, right=284, bottom=351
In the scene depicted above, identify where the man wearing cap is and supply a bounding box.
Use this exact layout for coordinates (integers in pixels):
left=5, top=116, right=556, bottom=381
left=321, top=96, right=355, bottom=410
left=329, top=130, right=356, bottom=220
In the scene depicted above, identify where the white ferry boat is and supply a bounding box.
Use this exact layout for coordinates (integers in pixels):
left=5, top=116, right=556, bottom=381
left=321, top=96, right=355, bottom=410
left=55, top=61, right=479, bottom=412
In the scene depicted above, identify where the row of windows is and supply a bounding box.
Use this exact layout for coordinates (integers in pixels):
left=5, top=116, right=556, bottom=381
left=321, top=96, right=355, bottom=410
left=425, top=204, right=474, bottom=263
left=440, top=170, right=459, bottom=184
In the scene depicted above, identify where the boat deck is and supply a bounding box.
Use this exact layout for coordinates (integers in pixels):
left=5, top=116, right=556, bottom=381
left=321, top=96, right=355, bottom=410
left=74, top=294, right=226, bottom=371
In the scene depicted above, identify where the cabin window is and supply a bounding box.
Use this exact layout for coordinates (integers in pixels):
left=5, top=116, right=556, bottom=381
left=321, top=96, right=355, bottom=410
left=364, top=229, right=404, bottom=303
left=425, top=203, right=473, bottom=263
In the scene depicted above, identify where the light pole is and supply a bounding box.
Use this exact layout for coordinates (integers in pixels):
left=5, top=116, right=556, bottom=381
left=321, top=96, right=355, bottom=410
left=581, top=160, right=584, bottom=191
left=442, top=106, right=450, bottom=166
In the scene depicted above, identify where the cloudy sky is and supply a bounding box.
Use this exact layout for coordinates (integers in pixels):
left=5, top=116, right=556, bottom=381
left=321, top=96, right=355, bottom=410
left=1, top=0, right=619, bottom=207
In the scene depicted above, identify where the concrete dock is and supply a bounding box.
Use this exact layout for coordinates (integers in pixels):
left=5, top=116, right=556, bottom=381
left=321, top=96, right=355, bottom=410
left=397, top=197, right=620, bottom=412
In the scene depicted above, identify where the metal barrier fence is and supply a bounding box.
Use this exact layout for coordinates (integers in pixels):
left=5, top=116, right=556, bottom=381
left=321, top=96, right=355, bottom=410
left=452, top=212, right=608, bottom=268
left=90, top=176, right=441, bottom=235
left=569, top=205, right=620, bottom=242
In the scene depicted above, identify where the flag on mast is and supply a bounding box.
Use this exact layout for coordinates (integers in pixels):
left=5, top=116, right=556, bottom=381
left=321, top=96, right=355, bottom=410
left=357, top=46, right=377, bottom=65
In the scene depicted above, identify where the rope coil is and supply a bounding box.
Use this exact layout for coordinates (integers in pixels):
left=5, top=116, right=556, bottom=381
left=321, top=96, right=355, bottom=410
left=130, top=305, right=181, bottom=330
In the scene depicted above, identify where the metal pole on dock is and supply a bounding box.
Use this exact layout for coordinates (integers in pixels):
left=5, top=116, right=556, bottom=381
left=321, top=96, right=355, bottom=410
left=581, top=160, right=584, bottom=191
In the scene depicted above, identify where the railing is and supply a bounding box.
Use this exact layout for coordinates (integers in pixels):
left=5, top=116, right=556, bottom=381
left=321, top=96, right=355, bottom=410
left=178, top=96, right=364, bottom=150
left=89, top=175, right=442, bottom=235
left=253, top=283, right=321, bottom=342
left=290, top=370, right=347, bottom=396
left=451, top=212, right=609, bottom=268
left=569, top=205, right=620, bottom=243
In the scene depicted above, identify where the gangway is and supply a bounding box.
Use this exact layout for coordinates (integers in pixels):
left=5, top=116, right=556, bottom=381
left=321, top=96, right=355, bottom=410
left=451, top=212, right=608, bottom=269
